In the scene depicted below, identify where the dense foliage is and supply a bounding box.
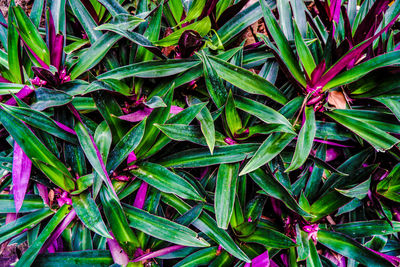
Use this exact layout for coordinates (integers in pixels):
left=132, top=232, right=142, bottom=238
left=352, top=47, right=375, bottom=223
left=1, top=0, right=400, bottom=266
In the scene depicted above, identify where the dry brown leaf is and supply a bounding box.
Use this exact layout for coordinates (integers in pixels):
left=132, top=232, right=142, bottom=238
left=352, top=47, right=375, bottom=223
left=328, top=91, right=347, bottom=109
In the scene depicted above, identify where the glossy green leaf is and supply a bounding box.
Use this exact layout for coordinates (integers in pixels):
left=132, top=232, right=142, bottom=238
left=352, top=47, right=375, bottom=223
left=317, top=230, right=393, bottom=267
left=293, top=20, right=316, bottom=76
left=33, top=250, right=113, bottom=266
left=124, top=204, right=209, bottom=247
left=260, top=0, right=306, bottom=87
left=249, top=168, right=309, bottom=217
left=239, top=227, right=296, bottom=248
left=325, top=110, right=399, bottom=151
left=0, top=194, right=45, bottom=213
left=131, top=162, right=203, bottom=201
left=215, top=163, right=239, bottom=229
left=240, top=132, right=295, bottom=175
left=174, top=247, right=218, bottom=267
left=72, top=192, right=112, bottom=238
left=155, top=16, right=211, bottom=47
left=100, top=186, right=139, bottom=254
left=225, top=91, right=242, bottom=136
left=208, top=55, right=288, bottom=105
left=198, top=51, right=227, bottom=108
left=0, top=207, right=53, bottom=244
left=2, top=104, right=77, bottom=143
left=15, top=205, right=71, bottom=267
left=162, top=193, right=251, bottom=262
left=12, top=6, right=50, bottom=66
left=327, top=220, right=400, bottom=238
left=159, top=144, right=259, bottom=168
left=324, top=51, right=400, bottom=90
left=235, top=96, right=293, bottom=132
left=286, top=106, right=316, bottom=172
left=0, top=107, right=75, bottom=191
left=70, top=32, right=121, bottom=79
left=196, top=104, right=215, bottom=154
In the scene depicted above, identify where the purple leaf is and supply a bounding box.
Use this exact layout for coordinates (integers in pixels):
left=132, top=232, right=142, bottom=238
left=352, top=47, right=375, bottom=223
left=12, top=141, right=32, bottom=214
left=127, top=151, right=137, bottom=165
left=170, top=105, right=184, bottom=114
left=316, top=12, right=400, bottom=89
left=32, top=67, right=58, bottom=86
left=132, top=245, right=185, bottom=262
left=0, top=76, right=11, bottom=83
left=133, top=182, right=148, bottom=209
left=40, top=208, right=76, bottom=253
left=177, top=30, right=205, bottom=58
left=244, top=250, right=270, bottom=267
left=120, top=107, right=153, bottom=122
left=108, top=232, right=129, bottom=266
left=353, top=0, right=391, bottom=44
left=36, top=183, right=49, bottom=206
left=4, top=86, right=34, bottom=106
left=54, top=120, right=76, bottom=135
left=310, top=60, right=326, bottom=87
left=218, top=0, right=250, bottom=26
left=199, top=0, right=219, bottom=19
left=330, top=0, right=341, bottom=23
left=51, top=34, right=64, bottom=71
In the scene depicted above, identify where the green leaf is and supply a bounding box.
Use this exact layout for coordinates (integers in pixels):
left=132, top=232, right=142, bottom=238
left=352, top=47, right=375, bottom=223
left=208, top=55, right=288, bottom=105
left=155, top=124, right=225, bottom=146
left=31, top=88, right=73, bottom=111
left=74, top=121, right=113, bottom=189
left=0, top=207, right=53, bottom=244
left=15, top=205, right=71, bottom=267
left=131, top=162, right=203, bottom=201
left=324, top=51, right=400, bottom=90
left=2, top=105, right=77, bottom=144
left=336, top=178, right=371, bottom=200
left=68, top=0, right=101, bottom=42
left=0, top=106, right=75, bottom=191
left=155, top=16, right=211, bottom=47
left=196, top=104, right=215, bottom=154
left=99, top=186, right=139, bottom=254
left=293, top=20, right=316, bottom=76
left=240, top=132, right=295, bottom=175
left=94, top=121, right=112, bottom=162
left=309, top=191, right=351, bottom=221
left=12, top=6, right=50, bottom=66
left=225, top=91, right=242, bottom=136
left=98, top=59, right=200, bottom=80
left=70, top=32, right=121, bottom=79
left=162, top=193, right=251, bottom=262
left=239, top=227, right=296, bottom=248
left=174, top=247, right=218, bottom=267
left=374, top=97, right=400, bottom=122
left=124, top=204, right=209, bottom=247
left=95, top=0, right=129, bottom=17
left=33, top=250, right=113, bottom=266
left=234, top=96, right=293, bottom=132
left=327, top=220, right=400, bottom=238
left=72, top=192, right=112, bottom=239
left=286, top=106, right=316, bottom=172
left=249, top=168, right=309, bottom=217
left=259, top=0, right=306, bottom=87
left=307, top=238, right=322, bottom=267
left=106, top=119, right=145, bottom=172
left=317, top=230, right=393, bottom=267
left=325, top=110, right=399, bottom=151
left=8, top=1, right=22, bottom=83
left=215, top=163, right=239, bottom=229
left=0, top=195, right=45, bottom=213
left=198, top=51, right=227, bottom=108
left=159, top=144, right=259, bottom=168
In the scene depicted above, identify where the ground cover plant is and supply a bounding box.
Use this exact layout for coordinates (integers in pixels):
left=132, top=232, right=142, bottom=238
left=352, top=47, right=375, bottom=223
left=1, top=0, right=400, bottom=266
